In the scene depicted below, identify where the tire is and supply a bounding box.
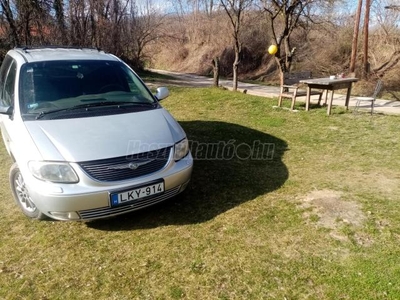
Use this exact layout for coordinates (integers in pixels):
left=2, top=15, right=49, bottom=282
left=9, top=163, right=47, bottom=220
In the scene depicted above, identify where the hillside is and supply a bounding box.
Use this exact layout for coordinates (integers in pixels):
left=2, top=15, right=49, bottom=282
left=144, top=5, right=400, bottom=99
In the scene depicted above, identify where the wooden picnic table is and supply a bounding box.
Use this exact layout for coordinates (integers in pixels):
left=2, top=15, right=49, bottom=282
left=299, top=77, right=359, bottom=115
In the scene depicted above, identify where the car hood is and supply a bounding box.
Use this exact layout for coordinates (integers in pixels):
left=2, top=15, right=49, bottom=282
left=24, top=108, right=186, bottom=162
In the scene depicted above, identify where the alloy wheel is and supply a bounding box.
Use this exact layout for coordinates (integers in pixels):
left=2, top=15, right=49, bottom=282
left=14, top=172, right=37, bottom=213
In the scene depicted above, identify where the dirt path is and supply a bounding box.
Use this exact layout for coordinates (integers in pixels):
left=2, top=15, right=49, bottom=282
left=146, top=69, right=400, bottom=115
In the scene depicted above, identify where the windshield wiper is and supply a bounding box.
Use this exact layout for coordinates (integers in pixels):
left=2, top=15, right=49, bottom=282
left=35, top=101, right=157, bottom=119
left=68, top=101, right=131, bottom=109
left=35, top=108, right=69, bottom=120
left=127, top=102, right=157, bottom=107
left=35, top=101, right=123, bottom=119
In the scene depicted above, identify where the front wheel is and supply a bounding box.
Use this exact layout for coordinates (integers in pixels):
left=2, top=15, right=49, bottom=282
left=9, top=163, right=47, bottom=220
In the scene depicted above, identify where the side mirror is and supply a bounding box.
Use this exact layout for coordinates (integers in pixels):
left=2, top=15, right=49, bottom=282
left=0, top=106, right=13, bottom=116
left=155, top=87, right=169, bottom=101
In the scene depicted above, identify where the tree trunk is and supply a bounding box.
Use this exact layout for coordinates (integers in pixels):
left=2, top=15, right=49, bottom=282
left=275, top=56, right=285, bottom=87
left=212, top=57, right=220, bottom=87
left=350, top=0, right=363, bottom=73
left=233, top=50, right=239, bottom=91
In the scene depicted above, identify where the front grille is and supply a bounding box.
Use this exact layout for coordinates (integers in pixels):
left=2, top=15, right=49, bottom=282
left=78, top=147, right=171, bottom=182
left=78, top=186, right=181, bottom=220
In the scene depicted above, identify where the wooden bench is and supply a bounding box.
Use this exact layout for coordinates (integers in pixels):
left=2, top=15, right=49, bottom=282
left=278, top=71, right=323, bottom=110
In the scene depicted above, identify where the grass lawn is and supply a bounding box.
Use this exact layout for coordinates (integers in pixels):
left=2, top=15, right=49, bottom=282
left=1, top=84, right=400, bottom=299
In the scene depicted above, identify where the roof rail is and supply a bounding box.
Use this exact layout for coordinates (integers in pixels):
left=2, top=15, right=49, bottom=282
left=15, top=46, right=103, bottom=52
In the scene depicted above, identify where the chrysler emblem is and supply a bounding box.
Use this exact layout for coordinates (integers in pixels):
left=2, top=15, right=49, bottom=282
left=107, top=159, right=154, bottom=170
left=128, top=162, right=139, bottom=170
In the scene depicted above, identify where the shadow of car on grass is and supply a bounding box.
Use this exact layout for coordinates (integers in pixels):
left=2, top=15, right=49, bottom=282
left=88, top=121, right=288, bottom=231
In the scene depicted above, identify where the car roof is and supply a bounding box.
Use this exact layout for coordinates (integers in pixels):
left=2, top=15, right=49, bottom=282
left=10, top=47, right=120, bottom=63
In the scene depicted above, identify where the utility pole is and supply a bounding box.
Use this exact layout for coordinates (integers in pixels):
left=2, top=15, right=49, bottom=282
left=350, top=0, right=363, bottom=74
left=363, top=0, right=371, bottom=79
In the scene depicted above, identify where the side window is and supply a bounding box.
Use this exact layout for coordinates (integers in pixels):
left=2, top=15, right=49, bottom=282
left=0, top=55, right=13, bottom=101
left=3, top=60, right=17, bottom=107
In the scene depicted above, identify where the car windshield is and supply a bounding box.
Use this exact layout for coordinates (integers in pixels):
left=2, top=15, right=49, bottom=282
left=19, top=60, right=156, bottom=119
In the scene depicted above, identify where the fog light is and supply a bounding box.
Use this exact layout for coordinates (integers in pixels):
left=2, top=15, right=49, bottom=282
left=49, top=211, right=80, bottom=220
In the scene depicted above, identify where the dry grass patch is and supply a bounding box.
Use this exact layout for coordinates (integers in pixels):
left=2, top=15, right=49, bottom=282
left=299, top=190, right=368, bottom=243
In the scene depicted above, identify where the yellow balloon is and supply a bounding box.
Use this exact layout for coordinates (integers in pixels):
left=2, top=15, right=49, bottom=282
left=268, top=45, right=278, bottom=55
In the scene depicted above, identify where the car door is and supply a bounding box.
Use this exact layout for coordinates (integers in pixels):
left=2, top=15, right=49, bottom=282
left=0, top=55, right=17, bottom=155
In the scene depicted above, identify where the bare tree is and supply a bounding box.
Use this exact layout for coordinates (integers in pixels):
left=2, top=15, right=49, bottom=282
left=0, top=0, right=53, bottom=46
left=122, top=0, right=165, bottom=69
left=53, top=0, right=67, bottom=44
left=0, top=0, right=20, bottom=46
left=262, top=0, right=317, bottom=85
left=68, top=0, right=91, bottom=46
left=17, top=0, right=53, bottom=45
left=202, top=0, right=215, bottom=16
left=220, top=0, right=253, bottom=91
left=369, top=0, right=400, bottom=77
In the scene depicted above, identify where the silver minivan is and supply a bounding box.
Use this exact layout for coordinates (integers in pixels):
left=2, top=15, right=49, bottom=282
left=0, top=47, right=193, bottom=221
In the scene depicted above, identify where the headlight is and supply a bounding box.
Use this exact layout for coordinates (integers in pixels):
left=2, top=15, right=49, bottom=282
left=28, top=161, right=79, bottom=183
left=174, top=138, right=189, bottom=161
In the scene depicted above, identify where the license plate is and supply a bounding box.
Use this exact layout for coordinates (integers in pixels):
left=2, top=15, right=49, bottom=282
left=110, top=181, right=164, bottom=207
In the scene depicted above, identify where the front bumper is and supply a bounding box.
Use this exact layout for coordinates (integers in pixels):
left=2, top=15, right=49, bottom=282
left=25, top=153, right=193, bottom=221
